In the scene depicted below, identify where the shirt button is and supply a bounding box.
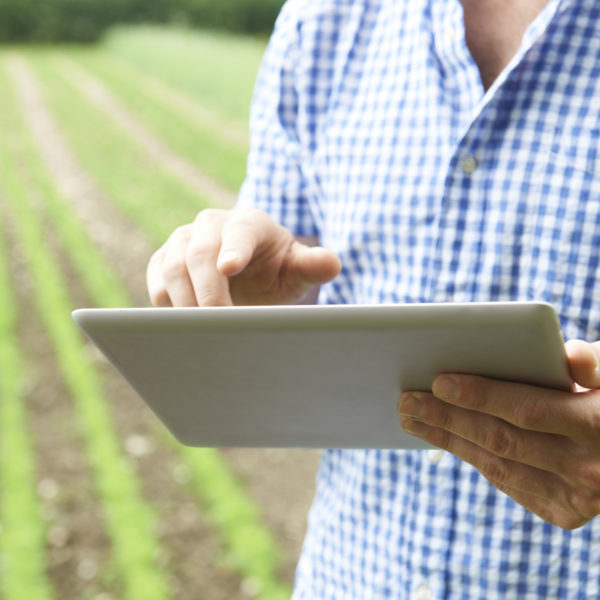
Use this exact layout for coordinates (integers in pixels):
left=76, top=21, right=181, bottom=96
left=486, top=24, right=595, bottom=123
left=460, top=155, right=478, bottom=174
left=445, top=24, right=460, bottom=43
left=415, top=584, right=432, bottom=600
left=428, top=449, right=444, bottom=464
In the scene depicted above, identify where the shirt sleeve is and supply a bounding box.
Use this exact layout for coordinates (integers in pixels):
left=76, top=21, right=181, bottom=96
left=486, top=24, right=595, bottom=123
left=236, top=0, right=319, bottom=238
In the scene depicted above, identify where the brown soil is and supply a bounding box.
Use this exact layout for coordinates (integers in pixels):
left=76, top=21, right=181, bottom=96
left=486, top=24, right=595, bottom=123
left=2, top=207, right=117, bottom=599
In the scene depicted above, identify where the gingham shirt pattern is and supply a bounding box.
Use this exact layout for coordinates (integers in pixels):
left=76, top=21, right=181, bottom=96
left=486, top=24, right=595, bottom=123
left=237, top=0, right=600, bottom=597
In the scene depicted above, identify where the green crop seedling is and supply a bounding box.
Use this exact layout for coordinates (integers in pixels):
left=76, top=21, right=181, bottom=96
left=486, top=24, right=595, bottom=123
left=0, top=46, right=294, bottom=600
left=0, top=62, right=171, bottom=600
left=0, top=199, right=54, bottom=600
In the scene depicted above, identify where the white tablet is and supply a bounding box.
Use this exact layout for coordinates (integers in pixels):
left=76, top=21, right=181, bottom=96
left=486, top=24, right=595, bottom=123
left=72, top=302, right=571, bottom=450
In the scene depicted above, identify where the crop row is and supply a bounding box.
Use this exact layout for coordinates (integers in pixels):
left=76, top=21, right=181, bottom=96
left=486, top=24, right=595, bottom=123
left=0, top=61, right=171, bottom=600
left=61, top=51, right=249, bottom=190
left=0, top=50, right=292, bottom=600
left=0, top=175, right=52, bottom=600
left=27, top=52, right=207, bottom=244
left=104, top=25, right=265, bottom=126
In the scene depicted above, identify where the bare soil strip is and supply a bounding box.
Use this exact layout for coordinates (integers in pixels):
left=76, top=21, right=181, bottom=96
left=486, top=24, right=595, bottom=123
left=0, top=202, right=53, bottom=600
left=7, top=50, right=319, bottom=593
left=2, top=119, right=247, bottom=599
left=53, top=55, right=237, bottom=208
left=6, top=55, right=153, bottom=306
left=0, top=202, right=117, bottom=600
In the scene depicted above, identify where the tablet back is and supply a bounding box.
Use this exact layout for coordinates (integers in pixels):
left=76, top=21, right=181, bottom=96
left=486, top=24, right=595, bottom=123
left=72, top=302, right=571, bottom=449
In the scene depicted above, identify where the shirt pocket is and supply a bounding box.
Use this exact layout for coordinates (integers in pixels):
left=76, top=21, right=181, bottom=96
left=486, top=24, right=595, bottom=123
left=529, top=114, right=600, bottom=340
left=547, top=102, right=600, bottom=176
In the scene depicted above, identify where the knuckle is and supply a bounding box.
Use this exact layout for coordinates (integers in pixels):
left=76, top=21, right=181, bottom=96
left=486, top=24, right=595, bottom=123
left=480, top=457, right=509, bottom=488
left=553, top=454, right=573, bottom=479
left=195, top=287, right=227, bottom=307
left=194, top=208, right=225, bottom=225
left=169, top=224, right=191, bottom=243
left=570, top=461, right=600, bottom=492
left=147, top=247, right=163, bottom=269
left=565, top=488, right=600, bottom=521
left=435, top=407, right=455, bottom=431
left=458, top=377, right=490, bottom=411
left=223, top=207, right=264, bottom=235
left=185, top=239, right=216, bottom=266
left=233, top=206, right=260, bottom=221
left=513, top=393, right=548, bottom=429
left=426, top=427, right=453, bottom=451
left=469, top=380, right=487, bottom=406
left=484, top=427, right=518, bottom=458
left=162, top=256, right=188, bottom=281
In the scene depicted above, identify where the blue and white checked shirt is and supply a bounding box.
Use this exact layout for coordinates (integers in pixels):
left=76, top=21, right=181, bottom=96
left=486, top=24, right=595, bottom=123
left=238, top=0, right=600, bottom=597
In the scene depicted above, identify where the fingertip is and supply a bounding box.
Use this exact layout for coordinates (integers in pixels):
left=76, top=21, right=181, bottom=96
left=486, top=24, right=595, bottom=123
left=565, top=339, right=597, bottom=367
left=565, top=338, right=588, bottom=355
left=216, top=249, right=240, bottom=274
left=217, top=246, right=254, bottom=277
left=330, top=250, right=343, bottom=275
left=566, top=339, right=600, bottom=389
left=301, top=246, right=343, bottom=282
left=323, top=249, right=343, bottom=280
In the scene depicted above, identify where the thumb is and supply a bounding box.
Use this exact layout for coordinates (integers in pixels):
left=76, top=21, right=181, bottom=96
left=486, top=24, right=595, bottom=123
left=565, top=339, right=600, bottom=390
left=287, top=242, right=342, bottom=287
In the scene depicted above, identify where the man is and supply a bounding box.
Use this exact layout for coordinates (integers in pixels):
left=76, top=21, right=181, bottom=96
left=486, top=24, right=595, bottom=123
left=147, top=0, right=600, bottom=597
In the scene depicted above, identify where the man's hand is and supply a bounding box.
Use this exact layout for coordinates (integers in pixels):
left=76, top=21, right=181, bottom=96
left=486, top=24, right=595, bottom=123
left=398, top=340, right=600, bottom=529
left=146, top=208, right=341, bottom=307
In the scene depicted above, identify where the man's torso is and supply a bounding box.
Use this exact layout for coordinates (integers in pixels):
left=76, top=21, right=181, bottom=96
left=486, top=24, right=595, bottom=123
left=239, top=1, right=600, bottom=597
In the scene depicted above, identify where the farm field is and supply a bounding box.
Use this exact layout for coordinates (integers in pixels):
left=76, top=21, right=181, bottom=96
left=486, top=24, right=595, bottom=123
left=0, top=26, right=320, bottom=600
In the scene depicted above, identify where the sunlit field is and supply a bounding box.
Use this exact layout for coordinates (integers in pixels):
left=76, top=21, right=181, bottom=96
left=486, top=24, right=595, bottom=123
left=0, top=25, right=319, bottom=600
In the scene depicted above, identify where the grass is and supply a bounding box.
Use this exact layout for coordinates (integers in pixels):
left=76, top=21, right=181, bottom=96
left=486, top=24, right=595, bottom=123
left=103, top=25, right=267, bottom=125
left=0, top=60, right=171, bottom=600
left=1, top=51, right=292, bottom=600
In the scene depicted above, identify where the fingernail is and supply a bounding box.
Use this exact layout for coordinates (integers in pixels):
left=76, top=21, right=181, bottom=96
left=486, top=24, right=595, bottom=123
left=401, top=417, right=428, bottom=438
left=398, top=393, right=425, bottom=418
left=433, top=376, right=459, bottom=401
left=217, top=250, right=238, bottom=266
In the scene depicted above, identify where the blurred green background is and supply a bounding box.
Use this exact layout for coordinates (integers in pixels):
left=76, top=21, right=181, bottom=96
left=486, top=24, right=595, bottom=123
left=0, top=2, right=323, bottom=600
left=0, top=0, right=285, bottom=42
